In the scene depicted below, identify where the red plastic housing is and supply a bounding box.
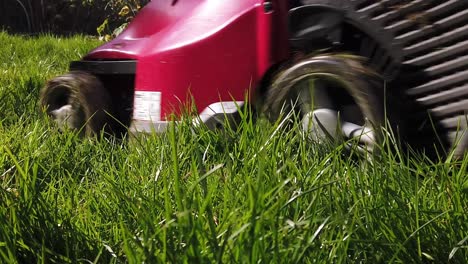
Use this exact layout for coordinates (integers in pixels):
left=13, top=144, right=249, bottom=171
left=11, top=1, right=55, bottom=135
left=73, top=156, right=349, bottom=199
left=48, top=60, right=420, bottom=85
left=84, top=0, right=289, bottom=122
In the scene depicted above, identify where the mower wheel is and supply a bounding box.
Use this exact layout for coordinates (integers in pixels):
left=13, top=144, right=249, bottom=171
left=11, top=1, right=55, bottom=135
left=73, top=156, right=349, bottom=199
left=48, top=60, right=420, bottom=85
left=264, top=53, right=393, bottom=152
left=40, top=71, right=112, bottom=136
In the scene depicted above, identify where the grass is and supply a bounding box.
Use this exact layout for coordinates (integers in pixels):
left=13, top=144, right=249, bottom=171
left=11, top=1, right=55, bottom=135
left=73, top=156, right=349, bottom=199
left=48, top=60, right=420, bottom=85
left=0, top=31, right=467, bottom=263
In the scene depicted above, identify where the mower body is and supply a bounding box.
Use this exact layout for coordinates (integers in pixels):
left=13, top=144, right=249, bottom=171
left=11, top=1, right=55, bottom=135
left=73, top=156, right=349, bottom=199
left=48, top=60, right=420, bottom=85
left=69, top=0, right=468, bottom=154
left=71, top=0, right=290, bottom=131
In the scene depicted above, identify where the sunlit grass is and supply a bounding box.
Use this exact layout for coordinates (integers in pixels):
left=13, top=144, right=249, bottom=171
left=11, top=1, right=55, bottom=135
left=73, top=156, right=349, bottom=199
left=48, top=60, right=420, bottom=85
left=0, top=32, right=467, bottom=263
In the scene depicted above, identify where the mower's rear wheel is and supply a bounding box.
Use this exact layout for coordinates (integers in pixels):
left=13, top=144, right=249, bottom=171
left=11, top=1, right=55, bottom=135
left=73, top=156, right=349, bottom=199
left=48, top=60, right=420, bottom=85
left=264, top=53, right=391, bottom=152
left=40, top=71, right=112, bottom=136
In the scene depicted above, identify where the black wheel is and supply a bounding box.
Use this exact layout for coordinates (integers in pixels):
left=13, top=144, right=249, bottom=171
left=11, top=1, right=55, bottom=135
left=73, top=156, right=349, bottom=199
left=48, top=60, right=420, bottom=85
left=263, top=53, right=394, bottom=152
left=40, top=71, right=112, bottom=136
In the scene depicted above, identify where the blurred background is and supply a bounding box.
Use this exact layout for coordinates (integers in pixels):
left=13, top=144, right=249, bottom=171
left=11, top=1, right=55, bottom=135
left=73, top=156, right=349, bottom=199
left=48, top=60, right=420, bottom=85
left=0, top=0, right=150, bottom=36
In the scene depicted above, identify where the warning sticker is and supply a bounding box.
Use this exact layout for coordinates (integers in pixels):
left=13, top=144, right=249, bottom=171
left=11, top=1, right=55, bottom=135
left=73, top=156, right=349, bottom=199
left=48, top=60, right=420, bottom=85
left=133, top=91, right=161, bottom=121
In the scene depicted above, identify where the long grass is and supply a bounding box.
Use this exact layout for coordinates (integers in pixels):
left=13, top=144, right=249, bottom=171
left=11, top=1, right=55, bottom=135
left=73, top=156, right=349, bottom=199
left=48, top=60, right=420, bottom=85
left=0, top=31, right=467, bottom=263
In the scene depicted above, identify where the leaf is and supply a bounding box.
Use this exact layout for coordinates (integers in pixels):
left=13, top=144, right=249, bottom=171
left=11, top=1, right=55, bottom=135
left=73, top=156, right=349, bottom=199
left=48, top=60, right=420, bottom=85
left=97, top=18, right=109, bottom=37
left=112, top=23, right=128, bottom=37
left=118, top=6, right=130, bottom=17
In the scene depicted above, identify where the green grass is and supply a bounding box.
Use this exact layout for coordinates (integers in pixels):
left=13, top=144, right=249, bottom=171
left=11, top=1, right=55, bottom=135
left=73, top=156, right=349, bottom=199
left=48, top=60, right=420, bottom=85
left=0, top=31, right=467, bottom=263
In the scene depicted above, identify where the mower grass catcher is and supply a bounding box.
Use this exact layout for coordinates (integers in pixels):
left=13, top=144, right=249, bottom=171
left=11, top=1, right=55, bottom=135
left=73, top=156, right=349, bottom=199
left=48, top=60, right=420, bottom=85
left=40, top=0, right=468, bottom=157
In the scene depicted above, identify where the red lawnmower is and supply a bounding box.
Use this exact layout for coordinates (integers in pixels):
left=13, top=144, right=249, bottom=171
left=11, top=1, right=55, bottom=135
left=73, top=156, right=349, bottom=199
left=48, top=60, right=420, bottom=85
left=40, top=0, right=468, bottom=157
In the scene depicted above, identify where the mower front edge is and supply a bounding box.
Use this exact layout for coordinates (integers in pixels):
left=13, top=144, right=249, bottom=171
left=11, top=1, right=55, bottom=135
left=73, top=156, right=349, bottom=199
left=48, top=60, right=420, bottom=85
left=70, top=60, right=136, bottom=75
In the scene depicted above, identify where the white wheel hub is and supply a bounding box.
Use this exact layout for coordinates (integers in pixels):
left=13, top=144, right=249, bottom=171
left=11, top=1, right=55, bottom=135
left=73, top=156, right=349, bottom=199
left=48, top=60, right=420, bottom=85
left=49, top=104, right=80, bottom=130
left=302, top=108, right=375, bottom=150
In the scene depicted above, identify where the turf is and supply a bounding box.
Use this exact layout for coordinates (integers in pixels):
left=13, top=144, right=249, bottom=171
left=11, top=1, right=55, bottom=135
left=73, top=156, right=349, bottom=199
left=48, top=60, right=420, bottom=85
left=0, top=31, right=467, bottom=263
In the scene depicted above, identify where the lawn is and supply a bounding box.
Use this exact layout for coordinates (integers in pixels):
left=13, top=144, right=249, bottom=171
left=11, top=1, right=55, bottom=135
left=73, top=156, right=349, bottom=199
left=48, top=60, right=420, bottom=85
left=0, top=31, right=467, bottom=263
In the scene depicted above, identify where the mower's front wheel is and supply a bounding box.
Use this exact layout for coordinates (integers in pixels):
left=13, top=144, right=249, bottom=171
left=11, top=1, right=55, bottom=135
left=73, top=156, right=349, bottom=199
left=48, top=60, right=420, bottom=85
left=263, top=53, right=393, bottom=152
left=40, top=71, right=112, bottom=136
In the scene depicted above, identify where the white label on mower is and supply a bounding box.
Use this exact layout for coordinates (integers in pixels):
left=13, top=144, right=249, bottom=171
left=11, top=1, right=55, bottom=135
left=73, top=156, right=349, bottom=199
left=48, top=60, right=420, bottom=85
left=133, top=91, right=161, bottom=121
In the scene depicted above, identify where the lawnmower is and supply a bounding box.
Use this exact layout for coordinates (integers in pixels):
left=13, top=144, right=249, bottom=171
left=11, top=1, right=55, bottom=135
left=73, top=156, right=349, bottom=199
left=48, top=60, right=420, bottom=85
left=40, top=0, right=468, bottom=157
